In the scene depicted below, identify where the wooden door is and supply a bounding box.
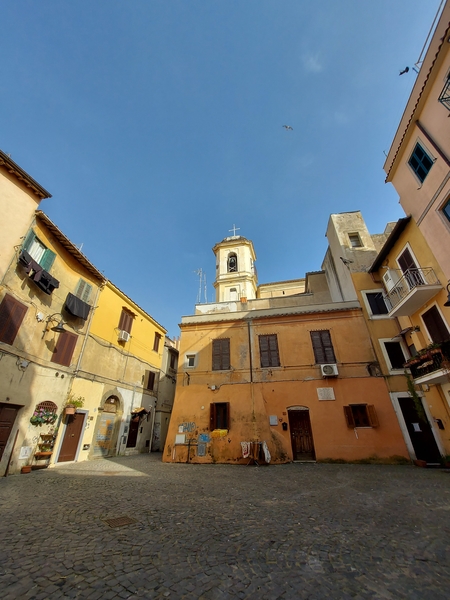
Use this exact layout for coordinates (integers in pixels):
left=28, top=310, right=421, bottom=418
left=57, top=412, right=85, bottom=462
left=288, top=410, right=315, bottom=460
left=126, top=416, right=140, bottom=448
left=398, top=397, right=441, bottom=463
left=398, top=248, right=423, bottom=287
left=0, top=404, right=20, bottom=461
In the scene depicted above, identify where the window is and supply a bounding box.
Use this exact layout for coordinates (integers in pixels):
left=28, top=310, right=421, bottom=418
left=169, top=352, right=177, bottom=370
left=365, top=291, right=389, bottom=316
left=51, top=331, right=78, bottom=367
left=381, top=340, right=408, bottom=371
left=21, top=229, right=56, bottom=271
left=145, top=370, right=156, bottom=391
left=74, top=279, right=93, bottom=303
left=212, top=338, right=230, bottom=370
left=227, top=253, right=238, bottom=272
left=310, top=330, right=336, bottom=364
left=408, top=143, right=433, bottom=183
left=442, top=198, right=450, bottom=223
left=210, top=402, right=230, bottom=430
left=422, top=306, right=450, bottom=344
left=348, top=233, right=362, bottom=248
left=186, top=354, right=196, bottom=368
left=118, top=308, right=134, bottom=334
left=344, top=405, right=378, bottom=428
left=259, top=334, right=280, bottom=368
left=0, top=294, right=27, bottom=345
left=153, top=332, right=162, bottom=352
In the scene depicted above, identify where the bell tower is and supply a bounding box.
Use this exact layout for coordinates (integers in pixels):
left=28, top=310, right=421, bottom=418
left=212, top=228, right=257, bottom=302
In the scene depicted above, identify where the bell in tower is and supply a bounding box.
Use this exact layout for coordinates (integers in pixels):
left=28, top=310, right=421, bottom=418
left=212, top=225, right=257, bottom=303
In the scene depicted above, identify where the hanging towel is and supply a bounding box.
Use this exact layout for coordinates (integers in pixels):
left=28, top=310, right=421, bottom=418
left=241, top=441, right=251, bottom=458
left=262, top=441, right=271, bottom=464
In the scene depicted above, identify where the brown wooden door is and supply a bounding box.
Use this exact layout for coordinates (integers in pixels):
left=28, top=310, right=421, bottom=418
left=57, top=412, right=85, bottom=462
left=288, top=409, right=315, bottom=460
left=0, top=404, right=20, bottom=461
left=126, top=416, right=140, bottom=448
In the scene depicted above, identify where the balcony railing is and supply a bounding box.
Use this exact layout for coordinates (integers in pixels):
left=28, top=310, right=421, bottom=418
left=405, top=341, right=450, bottom=382
left=383, top=268, right=441, bottom=315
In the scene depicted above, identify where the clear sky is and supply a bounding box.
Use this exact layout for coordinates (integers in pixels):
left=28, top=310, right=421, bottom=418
left=1, top=1, right=443, bottom=337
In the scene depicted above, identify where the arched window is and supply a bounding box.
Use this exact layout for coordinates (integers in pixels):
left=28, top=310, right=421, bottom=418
left=228, top=253, right=238, bottom=272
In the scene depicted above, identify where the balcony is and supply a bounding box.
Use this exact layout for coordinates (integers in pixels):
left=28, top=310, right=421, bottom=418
left=383, top=268, right=441, bottom=318
left=405, top=341, right=450, bottom=385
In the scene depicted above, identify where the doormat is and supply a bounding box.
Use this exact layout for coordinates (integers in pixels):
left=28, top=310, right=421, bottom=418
left=103, top=516, right=138, bottom=528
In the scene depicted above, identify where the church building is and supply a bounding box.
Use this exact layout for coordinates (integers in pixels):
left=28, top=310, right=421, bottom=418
left=163, top=231, right=409, bottom=465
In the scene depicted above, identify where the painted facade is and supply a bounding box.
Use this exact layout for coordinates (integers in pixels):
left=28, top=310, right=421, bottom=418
left=384, top=3, right=450, bottom=280
left=0, top=155, right=173, bottom=475
left=163, top=234, right=409, bottom=464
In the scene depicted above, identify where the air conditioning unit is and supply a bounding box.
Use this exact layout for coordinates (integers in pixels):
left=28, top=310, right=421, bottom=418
left=321, top=364, right=339, bottom=377
left=118, top=330, right=130, bottom=342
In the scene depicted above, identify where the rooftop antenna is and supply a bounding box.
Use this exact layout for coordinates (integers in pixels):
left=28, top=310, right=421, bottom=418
left=194, top=268, right=207, bottom=304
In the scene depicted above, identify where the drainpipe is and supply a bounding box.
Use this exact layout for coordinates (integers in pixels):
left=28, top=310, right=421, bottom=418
left=247, top=319, right=258, bottom=440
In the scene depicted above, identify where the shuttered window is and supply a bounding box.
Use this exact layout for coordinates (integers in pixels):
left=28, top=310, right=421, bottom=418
left=0, top=294, right=28, bottom=345
left=310, top=330, right=336, bottom=364
left=75, top=279, right=93, bottom=303
left=145, top=371, right=156, bottom=391
left=344, top=405, right=378, bottom=428
left=153, top=332, right=162, bottom=352
left=259, top=334, right=280, bottom=368
left=118, top=308, right=134, bottom=334
left=366, top=292, right=388, bottom=315
left=210, top=402, right=230, bottom=430
left=22, top=229, right=56, bottom=271
left=51, top=331, right=78, bottom=367
left=212, top=338, right=230, bottom=370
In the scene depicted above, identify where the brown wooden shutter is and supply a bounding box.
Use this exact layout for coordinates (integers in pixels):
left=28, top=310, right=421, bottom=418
left=310, top=330, right=336, bottom=364
left=51, top=331, right=78, bottom=366
left=118, top=309, right=134, bottom=334
left=146, top=371, right=156, bottom=391
left=268, top=335, right=280, bottom=367
left=225, top=402, right=230, bottom=430
left=0, top=294, right=28, bottom=345
left=212, top=339, right=230, bottom=370
left=367, top=405, right=379, bottom=427
left=259, top=335, right=270, bottom=367
left=210, top=403, right=217, bottom=429
left=343, top=406, right=355, bottom=428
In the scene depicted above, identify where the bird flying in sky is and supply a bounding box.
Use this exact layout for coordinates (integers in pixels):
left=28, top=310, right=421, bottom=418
left=399, top=67, right=409, bottom=75
left=282, top=125, right=293, bottom=130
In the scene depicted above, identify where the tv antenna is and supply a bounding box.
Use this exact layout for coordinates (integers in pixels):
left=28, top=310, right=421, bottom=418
left=194, top=268, right=207, bottom=304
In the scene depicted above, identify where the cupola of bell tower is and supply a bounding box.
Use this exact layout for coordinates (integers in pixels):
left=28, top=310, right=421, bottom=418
left=212, top=225, right=257, bottom=302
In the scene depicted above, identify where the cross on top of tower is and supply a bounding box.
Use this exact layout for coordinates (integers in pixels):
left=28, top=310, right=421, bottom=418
left=229, top=224, right=240, bottom=237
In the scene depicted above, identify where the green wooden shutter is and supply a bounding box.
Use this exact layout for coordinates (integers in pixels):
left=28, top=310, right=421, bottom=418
left=22, top=229, right=36, bottom=252
left=268, top=335, right=280, bottom=367
left=75, top=279, right=93, bottom=303
left=0, top=294, right=28, bottom=345
left=259, top=335, right=270, bottom=367
left=39, top=248, right=56, bottom=271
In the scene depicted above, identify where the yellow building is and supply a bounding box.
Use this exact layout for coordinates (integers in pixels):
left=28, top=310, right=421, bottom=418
left=0, top=154, right=171, bottom=474
left=384, top=3, right=450, bottom=280
left=163, top=233, right=409, bottom=465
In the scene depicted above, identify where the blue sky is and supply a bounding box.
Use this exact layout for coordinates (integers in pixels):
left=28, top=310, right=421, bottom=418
left=1, top=1, right=442, bottom=337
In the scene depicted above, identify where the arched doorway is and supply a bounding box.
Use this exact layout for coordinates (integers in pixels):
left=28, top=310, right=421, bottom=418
left=288, top=407, right=315, bottom=461
left=92, top=396, right=122, bottom=457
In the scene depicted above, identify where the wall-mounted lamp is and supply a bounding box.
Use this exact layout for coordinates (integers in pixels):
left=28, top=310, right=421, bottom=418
left=45, top=313, right=67, bottom=334
left=444, top=283, right=450, bottom=307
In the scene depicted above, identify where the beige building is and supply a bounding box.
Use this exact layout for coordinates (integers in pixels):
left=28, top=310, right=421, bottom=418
left=384, top=3, right=450, bottom=279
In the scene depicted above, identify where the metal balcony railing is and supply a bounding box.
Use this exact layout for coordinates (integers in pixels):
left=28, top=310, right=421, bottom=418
left=438, top=75, right=450, bottom=112
left=383, top=267, right=440, bottom=311
left=406, top=341, right=450, bottom=380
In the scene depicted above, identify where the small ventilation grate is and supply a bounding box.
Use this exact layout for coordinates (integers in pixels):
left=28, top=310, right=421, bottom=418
left=103, top=516, right=138, bottom=528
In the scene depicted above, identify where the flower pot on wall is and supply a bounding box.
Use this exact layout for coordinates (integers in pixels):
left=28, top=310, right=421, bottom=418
left=65, top=406, right=76, bottom=415
left=21, top=465, right=32, bottom=474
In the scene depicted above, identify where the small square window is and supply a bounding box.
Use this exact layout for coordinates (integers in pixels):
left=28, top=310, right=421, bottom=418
left=381, top=340, right=408, bottom=371
left=348, top=233, right=362, bottom=248
left=365, top=292, right=389, bottom=316
left=186, top=354, right=196, bottom=368
left=408, top=143, right=433, bottom=183
left=344, top=404, right=379, bottom=428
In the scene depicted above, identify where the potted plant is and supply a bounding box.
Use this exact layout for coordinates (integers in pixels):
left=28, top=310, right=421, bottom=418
left=64, top=394, right=85, bottom=415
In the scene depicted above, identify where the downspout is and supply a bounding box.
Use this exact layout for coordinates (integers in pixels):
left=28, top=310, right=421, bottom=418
left=247, top=319, right=258, bottom=440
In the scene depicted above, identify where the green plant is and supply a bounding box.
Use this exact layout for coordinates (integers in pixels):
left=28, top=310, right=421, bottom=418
left=30, top=409, right=58, bottom=426
left=404, top=370, right=427, bottom=422
left=65, top=394, right=85, bottom=409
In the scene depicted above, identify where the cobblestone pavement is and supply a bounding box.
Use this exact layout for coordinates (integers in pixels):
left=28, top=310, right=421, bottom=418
left=1, top=457, right=450, bottom=600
